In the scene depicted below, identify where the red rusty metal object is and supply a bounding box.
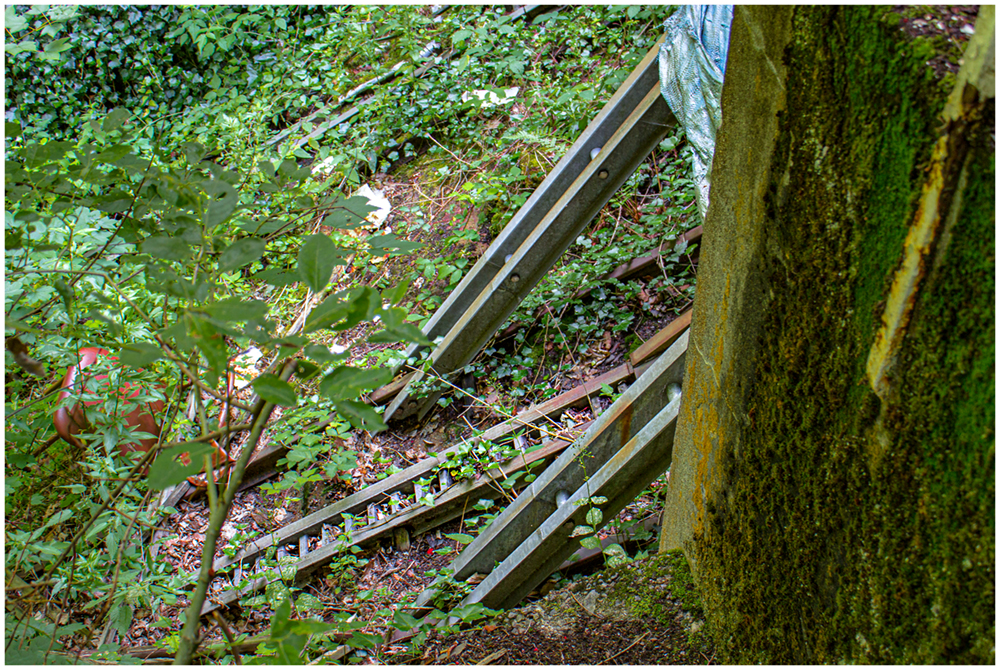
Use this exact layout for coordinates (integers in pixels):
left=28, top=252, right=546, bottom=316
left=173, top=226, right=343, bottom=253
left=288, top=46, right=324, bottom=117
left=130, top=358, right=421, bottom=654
left=53, top=347, right=232, bottom=479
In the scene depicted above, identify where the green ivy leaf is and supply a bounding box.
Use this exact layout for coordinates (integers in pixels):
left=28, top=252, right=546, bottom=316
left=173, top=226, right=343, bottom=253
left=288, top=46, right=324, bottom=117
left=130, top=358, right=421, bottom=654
left=102, top=107, right=131, bottom=132
left=445, top=532, right=475, bottom=545
left=586, top=507, right=603, bottom=526
left=579, top=535, right=602, bottom=550
left=253, top=374, right=298, bottom=407
left=5, top=40, right=36, bottom=56
left=5, top=6, right=28, bottom=33
left=393, top=610, right=420, bottom=631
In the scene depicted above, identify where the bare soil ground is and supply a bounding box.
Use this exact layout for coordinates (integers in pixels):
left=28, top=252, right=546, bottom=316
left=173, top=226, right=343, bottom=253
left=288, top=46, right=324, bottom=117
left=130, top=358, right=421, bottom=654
left=391, top=551, right=716, bottom=665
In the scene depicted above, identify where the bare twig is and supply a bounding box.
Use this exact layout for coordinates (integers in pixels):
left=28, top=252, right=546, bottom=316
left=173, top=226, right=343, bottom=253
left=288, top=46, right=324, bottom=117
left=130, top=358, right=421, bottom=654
left=570, top=591, right=603, bottom=619
left=600, top=631, right=649, bottom=665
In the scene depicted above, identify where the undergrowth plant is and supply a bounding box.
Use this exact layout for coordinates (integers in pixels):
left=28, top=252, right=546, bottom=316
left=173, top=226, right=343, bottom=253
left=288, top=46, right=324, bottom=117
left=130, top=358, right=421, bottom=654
left=6, top=5, right=697, bottom=663
left=3, top=97, right=428, bottom=662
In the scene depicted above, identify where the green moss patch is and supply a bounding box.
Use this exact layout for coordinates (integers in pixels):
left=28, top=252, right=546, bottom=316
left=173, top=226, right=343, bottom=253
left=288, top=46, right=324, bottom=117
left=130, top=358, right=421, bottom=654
left=603, top=550, right=704, bottom=625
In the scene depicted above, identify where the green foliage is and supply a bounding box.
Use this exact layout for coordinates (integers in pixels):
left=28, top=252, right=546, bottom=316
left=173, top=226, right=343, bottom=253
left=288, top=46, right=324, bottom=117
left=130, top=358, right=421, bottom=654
left=5, top=5, right=695, bottom=661
left=4, top=93, right=417, bottom=665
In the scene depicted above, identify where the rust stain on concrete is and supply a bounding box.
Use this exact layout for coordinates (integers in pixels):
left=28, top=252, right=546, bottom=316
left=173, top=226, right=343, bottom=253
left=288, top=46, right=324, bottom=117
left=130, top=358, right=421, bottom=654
left=866, top=11, right=993, bottom=397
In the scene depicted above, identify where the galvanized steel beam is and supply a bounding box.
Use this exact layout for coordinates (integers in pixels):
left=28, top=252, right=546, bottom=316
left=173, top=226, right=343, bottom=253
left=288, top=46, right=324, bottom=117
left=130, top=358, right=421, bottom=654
left=461, top=383, right=681, bottom=611
left=386, top=44, right=676, bottom=421
left=404, top=332, right=688, bottom=618
left=447, top=331, right=688, bottom=581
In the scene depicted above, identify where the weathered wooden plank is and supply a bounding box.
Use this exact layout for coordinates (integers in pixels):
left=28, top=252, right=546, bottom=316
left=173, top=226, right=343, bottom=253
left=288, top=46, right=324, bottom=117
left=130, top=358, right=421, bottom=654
left=479, top=363, right=633, bottom=440
left=599, top=225, right=702, bottom=286
left=629, top=307, right=692, bottom=367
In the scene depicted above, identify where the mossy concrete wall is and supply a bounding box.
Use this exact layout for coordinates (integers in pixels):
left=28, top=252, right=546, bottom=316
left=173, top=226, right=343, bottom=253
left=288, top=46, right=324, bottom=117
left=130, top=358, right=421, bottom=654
left=660, top=6, right=994, bottom=663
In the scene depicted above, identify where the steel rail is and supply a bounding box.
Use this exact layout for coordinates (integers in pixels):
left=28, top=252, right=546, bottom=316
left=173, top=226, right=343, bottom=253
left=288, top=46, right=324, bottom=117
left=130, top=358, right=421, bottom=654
left=385, top=39, right=676, bottom=421
left=405, top=331, right=688, bottom=617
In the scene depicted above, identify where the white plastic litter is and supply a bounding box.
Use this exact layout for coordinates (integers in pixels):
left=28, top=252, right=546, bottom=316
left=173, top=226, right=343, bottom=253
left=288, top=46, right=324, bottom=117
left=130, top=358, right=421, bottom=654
left=658, top=5, right=734, bottom=222
left=461, top=87, right=519, bottom=108
left=233, top=346, right=264, bottom=389
left=351, top=184, right=392, bottom=230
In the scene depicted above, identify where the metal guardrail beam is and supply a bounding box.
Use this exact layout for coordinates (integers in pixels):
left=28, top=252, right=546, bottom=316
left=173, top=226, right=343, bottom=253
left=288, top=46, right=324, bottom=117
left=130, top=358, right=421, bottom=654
left=404, top=332, right=688, bottom=618
left=398, top=35, right=667, bottom=355
left=386, top=42, right=675, bottom=421
left=447, top=331, right=688, bottom=580
left=201, top=426, right=586, bottom=616
left=461, top=384, right=681, bottom=610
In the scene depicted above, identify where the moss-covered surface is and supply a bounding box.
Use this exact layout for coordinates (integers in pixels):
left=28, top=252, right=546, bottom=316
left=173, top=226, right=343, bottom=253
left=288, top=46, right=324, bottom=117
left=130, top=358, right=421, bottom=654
left=692, top=7, right=994, bottom=663
left=606, top=549, right=705, bottom=624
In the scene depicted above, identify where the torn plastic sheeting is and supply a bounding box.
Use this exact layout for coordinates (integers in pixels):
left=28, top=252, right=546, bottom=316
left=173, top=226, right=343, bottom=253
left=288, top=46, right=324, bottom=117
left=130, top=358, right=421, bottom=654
left=658, top=5, right=733, bottom=222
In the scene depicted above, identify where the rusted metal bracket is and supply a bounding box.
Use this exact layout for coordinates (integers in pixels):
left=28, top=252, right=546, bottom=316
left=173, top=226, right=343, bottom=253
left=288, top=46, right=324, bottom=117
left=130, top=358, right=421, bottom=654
left=383, top=35, right=675, bottom=422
